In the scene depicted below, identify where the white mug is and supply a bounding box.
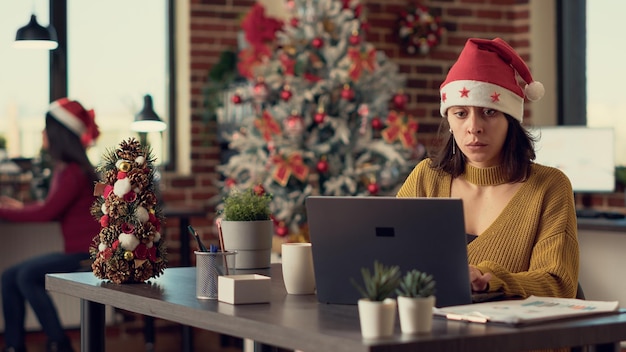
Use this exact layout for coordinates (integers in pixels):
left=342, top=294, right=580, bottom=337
left=281, top=243, right=316, bottom=295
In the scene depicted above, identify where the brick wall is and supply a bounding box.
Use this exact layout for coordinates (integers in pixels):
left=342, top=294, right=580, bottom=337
left=162, top=0, right=619, bottom=267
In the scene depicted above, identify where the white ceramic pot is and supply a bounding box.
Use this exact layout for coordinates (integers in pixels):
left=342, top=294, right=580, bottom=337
left=357, top=298, right=397, bottom=339
left=397, top=295, right=435, bottom=334
left=221, top=220, right=273, bottom=269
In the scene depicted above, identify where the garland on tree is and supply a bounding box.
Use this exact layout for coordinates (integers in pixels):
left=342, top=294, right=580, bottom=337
left=89, top=138, right=167, bottom=284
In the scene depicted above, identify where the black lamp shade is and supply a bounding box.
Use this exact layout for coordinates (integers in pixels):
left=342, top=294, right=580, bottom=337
left=14, top=14, right=58, bottom=50
left=131, top=95, right=167, bottom=132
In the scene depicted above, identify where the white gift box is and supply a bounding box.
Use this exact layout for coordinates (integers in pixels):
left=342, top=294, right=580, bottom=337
left=218, top=274, right=271, bottom=304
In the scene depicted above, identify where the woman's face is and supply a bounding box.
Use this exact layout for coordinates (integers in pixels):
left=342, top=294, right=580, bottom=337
left=447, top=106, right=509, bottom=168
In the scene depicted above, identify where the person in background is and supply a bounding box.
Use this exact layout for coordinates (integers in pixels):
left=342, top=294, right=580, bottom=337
left=397, top=38, right=579, bottom=300
left=0, top=98, right=100, bottom=352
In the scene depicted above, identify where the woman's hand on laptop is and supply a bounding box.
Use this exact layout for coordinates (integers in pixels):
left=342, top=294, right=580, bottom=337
left=469, top=266, right=492, bottom=292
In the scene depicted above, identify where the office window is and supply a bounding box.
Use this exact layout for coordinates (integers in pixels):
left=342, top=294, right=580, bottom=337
left=0, top=2, right=50, bottom=159
left=587, top=1, right=626, bottom=167
left=0, top=1, right=168, bottom=168
left=68, top=0, right=168, bottom=165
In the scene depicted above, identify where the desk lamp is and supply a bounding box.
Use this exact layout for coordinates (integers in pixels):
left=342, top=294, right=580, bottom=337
left=14, top=14, right=58, bottom=50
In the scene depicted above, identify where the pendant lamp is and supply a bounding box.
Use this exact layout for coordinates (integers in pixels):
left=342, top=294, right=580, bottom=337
left=130, top=95, right=167, bottom=132
left=14, top=14, right=58, bottom=50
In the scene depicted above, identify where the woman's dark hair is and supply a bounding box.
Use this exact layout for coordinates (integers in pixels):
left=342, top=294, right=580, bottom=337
left=45, top=113, right=98, bottom=183
left=429, top=114, right=536, bottom=183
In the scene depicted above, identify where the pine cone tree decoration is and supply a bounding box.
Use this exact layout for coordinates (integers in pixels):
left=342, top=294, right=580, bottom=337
left=89, top=138, right=167, bottom=284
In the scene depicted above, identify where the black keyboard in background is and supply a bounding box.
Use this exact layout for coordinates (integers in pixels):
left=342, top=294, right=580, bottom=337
left=576, top=208, right=625, bottom=219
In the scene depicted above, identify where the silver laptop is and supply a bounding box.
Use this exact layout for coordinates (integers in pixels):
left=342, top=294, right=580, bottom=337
left=305, top=196, right=473, bottom=307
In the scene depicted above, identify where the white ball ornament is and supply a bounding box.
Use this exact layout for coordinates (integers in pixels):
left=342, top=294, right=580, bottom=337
left=98, top=242, right=107, bottom=252
left=113, top=178, right=132, bottom=197
left=101, top=203, right=108, bottom=215
left=135, top=206, right=150, bottom=223
left=135, top=156, right=145, bottom=165
left=119, top=233, right=140, bottom=251
left=153, top=231, right=161, bottom=242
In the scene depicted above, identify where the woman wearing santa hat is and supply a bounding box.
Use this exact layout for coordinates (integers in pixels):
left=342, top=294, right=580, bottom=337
left=397, top=38, right=578, bottom=301
left=0, top=98, right=100, bottom=352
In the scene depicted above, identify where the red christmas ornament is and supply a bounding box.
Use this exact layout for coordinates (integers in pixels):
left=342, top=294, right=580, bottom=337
left=316, top=159, right=329, bottom=173
left=275, top=222, right=289, bottom=237
left=341, top=85, right=355, bottom=101
left=393, top=93, right=408, bottom=110
left=349, top=32, right=360, bottom=46
left=285, top=113, right=305, bottom=136
left=231, top=94, right=242, bottom=104
left=367, top=182, right=379, bottom=195
left=314, top=111, right=326, bottom=124
left=280, top=88, right=293, bottom=101
left=371, top=117, right=384, bottom=130
left=290, top=18, right=299, bottom=27
left=252, top=81, right=268, bottom=102
left=225, top=178, right=237, bottom=187
left=253, top=184, right=266, bottom=196
left=312, top=37, right=324, bottom=49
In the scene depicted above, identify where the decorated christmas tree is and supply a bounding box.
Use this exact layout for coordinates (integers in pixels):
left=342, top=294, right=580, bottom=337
left=90, top=138, right=167, bottom=284
left=214, top=0, right=424, bottom=243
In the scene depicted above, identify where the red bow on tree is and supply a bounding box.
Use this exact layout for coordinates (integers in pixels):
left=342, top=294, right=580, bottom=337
left=381, top=111, right=419, bottom=148
left=271, top=152, right=309, bottom=186
left=347, top=46, right=377, bottom=81
left=254, top=111, right=282, bottom=142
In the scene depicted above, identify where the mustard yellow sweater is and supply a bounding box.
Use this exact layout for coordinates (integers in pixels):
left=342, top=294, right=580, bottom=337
left=397, top=159, right=579, bottom=299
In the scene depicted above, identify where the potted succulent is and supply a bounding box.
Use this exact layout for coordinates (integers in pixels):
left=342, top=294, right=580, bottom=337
left=219, top=185, right=274, bottom=269
left=396, top=269, right=436, bottom=334
left=351, top=260, right=401, bottom=339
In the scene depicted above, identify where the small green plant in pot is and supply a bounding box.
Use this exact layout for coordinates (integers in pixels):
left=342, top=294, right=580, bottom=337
left=351, top=260, right=401, bottom=301
left=221, top=186, right=272, bottom=221
left=219, top=185, right=274, bottom=269
left=397, top=269, right=436, bottom=298
left=352, top=260, right=401, bottom=339
left=396, top=269, right=437, bottom=334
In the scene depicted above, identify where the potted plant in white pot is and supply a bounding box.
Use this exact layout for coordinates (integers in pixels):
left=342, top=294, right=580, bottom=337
left=396, top=269, right=436, bottom=334
left=219, top=185, right=274, bottom=269
left=351, top=260, right=401, bottom=339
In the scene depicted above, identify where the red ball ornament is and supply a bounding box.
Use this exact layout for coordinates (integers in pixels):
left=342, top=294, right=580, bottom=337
left=393, top=93, right=408, bottom=109
left=316, top=159, right=329, bottom=173
left=225, top=178, right=237, bottom=188
left=371, top=117, right=384, bottom=130
left=314, top=111, right=326, bottom=124
left=341, top=86, right=355, bottom=101
left=280, top=88, right=293, bottom=101
left=312, top=37, right=324, bottom=49
left=253, top=184, right=266, bottom=196
left=349, top=33, right=360, bottom=46
left=275, top=222, right=289, bottom=237
left=231, top=94, right=242, bottom=104
left=367, top=182, right=379, bottom=195
left=290, top=18, right=299, bottom=27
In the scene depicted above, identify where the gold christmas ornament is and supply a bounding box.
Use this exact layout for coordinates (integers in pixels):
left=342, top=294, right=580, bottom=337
left=124, top=251, right=134, bottom=261
left=118, top=161, right=131, bottom=172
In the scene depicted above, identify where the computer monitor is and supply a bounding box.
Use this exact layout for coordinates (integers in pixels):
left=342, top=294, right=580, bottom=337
left=532, top=126, right=615, bottom=193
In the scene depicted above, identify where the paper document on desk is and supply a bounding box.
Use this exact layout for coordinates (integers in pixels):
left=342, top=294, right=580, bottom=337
left=434, top=295, right=620, bottom=326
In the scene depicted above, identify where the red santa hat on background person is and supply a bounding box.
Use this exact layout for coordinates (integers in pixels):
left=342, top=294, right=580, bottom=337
left=439, top=37, right=545, bottom=123
left=48, top=98, right=100, bottom=146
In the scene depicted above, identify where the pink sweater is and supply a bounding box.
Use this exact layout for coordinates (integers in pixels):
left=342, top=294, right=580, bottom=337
left=0, top=163, right=99, bottom=253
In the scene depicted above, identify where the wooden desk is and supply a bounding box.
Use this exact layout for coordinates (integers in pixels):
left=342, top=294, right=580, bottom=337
left=46, top=265, right=626, bottom=352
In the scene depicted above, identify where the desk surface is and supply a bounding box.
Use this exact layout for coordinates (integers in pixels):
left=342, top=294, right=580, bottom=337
left=47, top=265, right=626, bottom=352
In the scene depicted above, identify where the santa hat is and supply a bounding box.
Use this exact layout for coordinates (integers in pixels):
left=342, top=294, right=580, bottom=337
left=48, top=98, right=100, bottom=146
left=439, top=37, right=544, bottom=122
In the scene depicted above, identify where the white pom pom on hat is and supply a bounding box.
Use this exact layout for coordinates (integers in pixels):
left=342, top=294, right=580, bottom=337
left=439, top=37, right=544, bottom=122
